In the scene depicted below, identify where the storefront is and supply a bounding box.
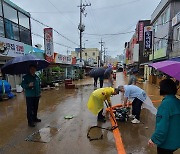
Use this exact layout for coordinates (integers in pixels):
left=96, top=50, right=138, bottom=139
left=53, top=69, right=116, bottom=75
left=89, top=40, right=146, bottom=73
left=0, top=0, right=32, bottom=90
left=53, top=53, right=78, bottom=80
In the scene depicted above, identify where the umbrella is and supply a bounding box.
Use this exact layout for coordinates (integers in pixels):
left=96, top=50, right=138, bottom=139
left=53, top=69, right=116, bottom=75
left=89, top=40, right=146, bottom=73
left=1, top=54, right=50, bottom=75
left=104, top=67, right=112, bottom=78
left=89, top=67, right=105, bottom=78
left=150, top=59, right=180, bottom=81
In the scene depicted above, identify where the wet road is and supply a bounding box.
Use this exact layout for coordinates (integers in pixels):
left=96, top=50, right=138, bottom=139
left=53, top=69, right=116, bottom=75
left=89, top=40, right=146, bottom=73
left=0, top=73, right=179, bottom=154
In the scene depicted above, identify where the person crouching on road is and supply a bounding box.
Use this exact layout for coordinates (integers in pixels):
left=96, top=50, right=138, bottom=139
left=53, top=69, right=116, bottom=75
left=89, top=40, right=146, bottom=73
left=87, top=87, right=120, bottom=122
left=148, top=79, right=180, bottom=154
left=118, top=85, right=147, bottom=124
left=21, top=65, right=41, bottom=127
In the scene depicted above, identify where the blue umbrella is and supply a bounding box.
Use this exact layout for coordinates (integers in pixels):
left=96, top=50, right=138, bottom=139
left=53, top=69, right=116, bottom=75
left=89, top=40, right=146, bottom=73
left=1, top=54, right=50, bottom=75
left=89, top=67, right=105, bottom=78
left=104, top=67, right=112, bottom=78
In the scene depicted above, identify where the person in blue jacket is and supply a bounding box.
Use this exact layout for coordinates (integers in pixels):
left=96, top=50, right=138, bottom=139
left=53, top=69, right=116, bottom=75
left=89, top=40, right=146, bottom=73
left=21, top=65, right=41, bottom=127
left=148, top=79, right=180, bottom=154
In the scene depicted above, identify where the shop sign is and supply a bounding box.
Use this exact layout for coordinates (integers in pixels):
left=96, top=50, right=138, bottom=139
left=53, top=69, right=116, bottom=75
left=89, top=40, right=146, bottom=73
left=172, top=12, right=180, bottom=27
left=54, top=53, right=71, bottom=64
left=0, top=37, right=24, bottom=57
left=149, top=48, right=166, bottom=60
left=139, top=22, right=144, bottom=41
left=44, top=28, right=54, bottom=62
left=144, top=26, right=153, bottom=56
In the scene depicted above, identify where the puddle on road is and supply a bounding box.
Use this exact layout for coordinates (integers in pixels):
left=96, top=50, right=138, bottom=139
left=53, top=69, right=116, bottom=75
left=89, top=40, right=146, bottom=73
left=25, top=126, right=60, bottom=143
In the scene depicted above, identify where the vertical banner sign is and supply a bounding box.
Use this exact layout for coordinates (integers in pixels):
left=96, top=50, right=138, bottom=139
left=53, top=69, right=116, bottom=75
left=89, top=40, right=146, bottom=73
left=44, top=28, right=54, bottom=62
left=144, top=26, right=153, bottom=57
left=139, top=22, right=144, bottom=41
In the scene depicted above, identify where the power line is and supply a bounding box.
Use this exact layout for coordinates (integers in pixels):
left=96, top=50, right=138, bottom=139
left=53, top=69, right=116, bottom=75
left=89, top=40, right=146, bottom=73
left=84, top=31, right=135, bottom=36
left=46, top=0, right=79, bottom=33
left=31, top=16, right=79, bottom=46
left=32, top=33, right=74, bottom=49
left=90, top=0, right=142, bottom=11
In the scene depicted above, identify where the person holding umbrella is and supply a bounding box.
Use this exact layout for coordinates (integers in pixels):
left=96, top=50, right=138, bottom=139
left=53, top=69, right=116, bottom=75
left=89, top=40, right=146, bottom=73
left=148, top=79, right=180, bottom=154
left=21, top=65, right=41, bottom=127
left=1, top=55, right=49, bottom=127
left=89, top=67, right=105, bottom=88
left=87, top=87, right=120, bottom=122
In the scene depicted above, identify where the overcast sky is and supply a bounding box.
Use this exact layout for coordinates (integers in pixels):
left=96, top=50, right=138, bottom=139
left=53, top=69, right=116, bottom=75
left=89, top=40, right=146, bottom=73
left=11, top=0, right=161, bottom=57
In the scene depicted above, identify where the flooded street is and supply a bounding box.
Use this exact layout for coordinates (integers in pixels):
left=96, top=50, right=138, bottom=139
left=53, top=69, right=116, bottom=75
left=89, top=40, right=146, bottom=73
left=0, top=73, right=179, bottom=154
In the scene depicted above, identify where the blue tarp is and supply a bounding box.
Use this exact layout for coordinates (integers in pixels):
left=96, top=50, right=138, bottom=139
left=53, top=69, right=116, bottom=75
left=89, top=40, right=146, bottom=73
left=0, top=80, right=14, bottom=99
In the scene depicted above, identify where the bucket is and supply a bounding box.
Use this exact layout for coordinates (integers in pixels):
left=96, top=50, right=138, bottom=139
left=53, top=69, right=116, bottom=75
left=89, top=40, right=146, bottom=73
left=16, top=85, right=23, bottom=93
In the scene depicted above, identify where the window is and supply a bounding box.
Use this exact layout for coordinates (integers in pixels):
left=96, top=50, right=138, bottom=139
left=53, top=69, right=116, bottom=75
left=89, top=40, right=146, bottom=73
left=161, top=13, right=165, bottom=25
left=3, top=3, right=18, bottom=24
left=154, top=20, right=158, bottom=33
left=161, top=7, right=170, bottom=25
left=20, top=26, right=31, bottom=45
left=155, top=41, right=160, bottom=51
left=5, top=19, right=19, bottom=41
left=177, top=27, right=180, bottom=41
left=93, top=52, right=95, bottom=56
left=18, top=12, right=30, bottom=29
left=166, top=7, right=170, bottom=23
left=0, top=1, right=2, bottom=16
left=0, top=17, right=4, bottom=37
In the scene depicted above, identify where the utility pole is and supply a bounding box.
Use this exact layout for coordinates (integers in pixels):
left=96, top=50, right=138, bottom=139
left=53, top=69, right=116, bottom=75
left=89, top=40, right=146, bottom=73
left=99, top=39, right=104, bottom=67
left=78, top=0, right=91, bottom=78
left=78, top=0, right=91, bottom=65
left=104, top=47, right=107, bottom=64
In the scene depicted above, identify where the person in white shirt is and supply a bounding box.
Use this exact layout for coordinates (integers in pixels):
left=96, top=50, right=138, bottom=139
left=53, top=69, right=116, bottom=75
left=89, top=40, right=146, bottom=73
left=118, top=85, right=147, bottom=124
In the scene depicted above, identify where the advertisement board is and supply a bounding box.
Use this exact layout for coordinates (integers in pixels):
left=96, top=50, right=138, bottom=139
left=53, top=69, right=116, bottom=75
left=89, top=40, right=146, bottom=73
left=144, top=26, right=153, bottom=56
left=172, top=12, right=180, bottom=27
left=0, top=37, right=24, bottom=57
left=44, top=28, right=54, bottom=62
left=54, top=53, right=71, bottom=64
left=133, top=44, right=139, bottom=62
left=149, top=48, right=166, bottom=60
left=138, top=22, right=144, bottom=41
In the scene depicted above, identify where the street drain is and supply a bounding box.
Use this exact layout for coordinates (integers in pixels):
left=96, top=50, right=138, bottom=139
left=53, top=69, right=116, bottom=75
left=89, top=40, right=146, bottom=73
left=25, top=126, right=60, bottom=143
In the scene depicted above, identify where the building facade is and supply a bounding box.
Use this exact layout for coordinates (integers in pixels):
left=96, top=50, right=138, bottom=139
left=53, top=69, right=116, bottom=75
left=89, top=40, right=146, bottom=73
left=171, top=12, right=180, bottom=58
left=150, top=0, right=180, bottom=61
left=125, top=20, right=151, bottom=66
left=0, top=0, right=32, bottom=89
left=71, top=48, right=99, bottom=67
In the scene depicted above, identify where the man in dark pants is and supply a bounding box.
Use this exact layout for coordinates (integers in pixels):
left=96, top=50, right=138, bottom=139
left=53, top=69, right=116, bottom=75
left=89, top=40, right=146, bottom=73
left=94, top=76, right=98, bottom=88
left=21, top=65, right=41, bottom=127
left=118, top=85, right=147, bottom=124
left=99, top=75, right=104, bottom=88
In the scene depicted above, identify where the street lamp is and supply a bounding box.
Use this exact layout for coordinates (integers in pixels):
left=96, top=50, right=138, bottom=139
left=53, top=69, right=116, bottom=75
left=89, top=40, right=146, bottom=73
left=83, top=40, right=88, bottom=49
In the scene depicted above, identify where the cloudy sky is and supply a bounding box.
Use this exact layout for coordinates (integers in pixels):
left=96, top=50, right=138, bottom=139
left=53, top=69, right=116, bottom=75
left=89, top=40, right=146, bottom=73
left=11, top=0, right=161, bottom=57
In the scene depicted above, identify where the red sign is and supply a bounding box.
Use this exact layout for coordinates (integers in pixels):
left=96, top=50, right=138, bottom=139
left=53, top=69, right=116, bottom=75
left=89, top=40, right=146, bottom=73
left=139, top=22, right=144, bottom=41
left=44, top=28, right=54, bottom=62
left=71, top=57, right=77, bottom=65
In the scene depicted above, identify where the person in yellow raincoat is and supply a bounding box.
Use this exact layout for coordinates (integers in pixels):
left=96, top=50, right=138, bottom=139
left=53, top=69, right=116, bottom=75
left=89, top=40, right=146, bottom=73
left=87, top=87, right=120, bottom=122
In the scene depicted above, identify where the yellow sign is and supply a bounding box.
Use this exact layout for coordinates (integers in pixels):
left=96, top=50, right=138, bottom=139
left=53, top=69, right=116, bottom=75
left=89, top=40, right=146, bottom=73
left=149, top=48, right=166, bottom=60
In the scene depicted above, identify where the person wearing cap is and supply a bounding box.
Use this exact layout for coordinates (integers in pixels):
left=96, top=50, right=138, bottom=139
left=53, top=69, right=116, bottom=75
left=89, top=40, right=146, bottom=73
left=21, top=65, right=41, bottom=127
left=118, top=85, right=147, bottom=124
left=87, top=87, right=120, bottom=122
